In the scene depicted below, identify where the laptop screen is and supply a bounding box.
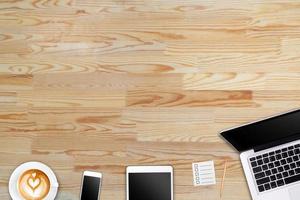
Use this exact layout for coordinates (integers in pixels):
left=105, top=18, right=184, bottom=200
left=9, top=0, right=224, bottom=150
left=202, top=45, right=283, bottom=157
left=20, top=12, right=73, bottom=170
left=221, top=109, right=300, bottom=152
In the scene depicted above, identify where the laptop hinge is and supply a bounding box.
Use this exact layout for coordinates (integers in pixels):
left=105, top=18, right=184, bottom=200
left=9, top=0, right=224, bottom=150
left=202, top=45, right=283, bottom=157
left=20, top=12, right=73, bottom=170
left=254, top=133, right=300, bottom=152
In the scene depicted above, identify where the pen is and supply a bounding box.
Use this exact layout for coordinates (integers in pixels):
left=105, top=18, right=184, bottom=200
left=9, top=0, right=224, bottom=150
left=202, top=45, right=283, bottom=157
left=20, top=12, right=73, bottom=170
left=220, top=160, right=227, bottom=200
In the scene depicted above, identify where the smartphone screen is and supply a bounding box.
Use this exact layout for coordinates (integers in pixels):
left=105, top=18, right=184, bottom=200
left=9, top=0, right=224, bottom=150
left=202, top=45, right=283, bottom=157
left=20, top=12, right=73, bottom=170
left=81, top=175, right=101, bottom=200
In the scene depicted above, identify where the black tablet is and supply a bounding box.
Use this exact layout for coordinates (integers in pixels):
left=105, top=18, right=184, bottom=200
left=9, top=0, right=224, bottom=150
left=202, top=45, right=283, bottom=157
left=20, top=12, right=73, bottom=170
left=126, top=166, right=173, bottom=200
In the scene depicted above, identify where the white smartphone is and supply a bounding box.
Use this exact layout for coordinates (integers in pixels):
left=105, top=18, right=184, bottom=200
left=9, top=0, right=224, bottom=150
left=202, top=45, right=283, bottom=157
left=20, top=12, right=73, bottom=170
left=126, top=166, right=173, bottom=200
left=80, top=171, right=102, bottom=200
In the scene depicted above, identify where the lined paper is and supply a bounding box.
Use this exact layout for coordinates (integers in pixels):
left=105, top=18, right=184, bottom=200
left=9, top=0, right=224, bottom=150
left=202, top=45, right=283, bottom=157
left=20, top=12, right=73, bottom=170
left=192, top=160, right=216, bottom=186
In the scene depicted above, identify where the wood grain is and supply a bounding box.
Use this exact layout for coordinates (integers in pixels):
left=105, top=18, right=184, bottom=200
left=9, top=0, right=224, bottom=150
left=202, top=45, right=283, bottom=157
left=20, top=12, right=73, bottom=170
left=1, top=0, right=300, bottom=199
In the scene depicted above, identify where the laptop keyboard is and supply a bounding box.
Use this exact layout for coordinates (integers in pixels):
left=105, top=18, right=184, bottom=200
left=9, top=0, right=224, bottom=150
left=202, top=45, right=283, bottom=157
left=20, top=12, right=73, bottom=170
left=249, top=144, right=300, bottom=192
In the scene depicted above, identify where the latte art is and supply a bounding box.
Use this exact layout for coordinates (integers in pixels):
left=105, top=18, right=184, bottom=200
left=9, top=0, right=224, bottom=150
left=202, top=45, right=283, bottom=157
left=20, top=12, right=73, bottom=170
left=18, top=169, right=50, bottom=200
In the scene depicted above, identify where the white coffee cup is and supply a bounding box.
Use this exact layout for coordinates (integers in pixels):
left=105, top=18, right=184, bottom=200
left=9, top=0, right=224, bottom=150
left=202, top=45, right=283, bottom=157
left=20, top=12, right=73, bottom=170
left=9, top=162, right=59, bottom=200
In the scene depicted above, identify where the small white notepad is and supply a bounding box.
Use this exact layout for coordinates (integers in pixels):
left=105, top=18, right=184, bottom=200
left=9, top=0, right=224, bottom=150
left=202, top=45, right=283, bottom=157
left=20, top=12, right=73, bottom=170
left=192, top=160, right=216, bottom=186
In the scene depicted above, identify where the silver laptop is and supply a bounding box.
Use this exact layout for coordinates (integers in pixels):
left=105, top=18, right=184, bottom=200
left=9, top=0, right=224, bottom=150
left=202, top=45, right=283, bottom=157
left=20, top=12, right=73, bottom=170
left=221, top=109, right=300, bottom=200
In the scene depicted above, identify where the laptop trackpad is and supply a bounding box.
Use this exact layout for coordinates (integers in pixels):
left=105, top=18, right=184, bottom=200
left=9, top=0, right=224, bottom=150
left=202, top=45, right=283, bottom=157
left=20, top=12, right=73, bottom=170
left=288, top=184, right=300, bottom=200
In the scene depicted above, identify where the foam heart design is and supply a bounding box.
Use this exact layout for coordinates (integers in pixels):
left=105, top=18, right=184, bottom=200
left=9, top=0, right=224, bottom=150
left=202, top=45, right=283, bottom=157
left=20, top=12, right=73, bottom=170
left=27, top=175, right=41, bottom=191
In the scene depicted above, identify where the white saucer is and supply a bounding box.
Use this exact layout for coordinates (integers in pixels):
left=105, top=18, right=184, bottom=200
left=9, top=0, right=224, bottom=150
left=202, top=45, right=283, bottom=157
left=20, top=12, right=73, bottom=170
left=9, top=162, right=59, bottom=200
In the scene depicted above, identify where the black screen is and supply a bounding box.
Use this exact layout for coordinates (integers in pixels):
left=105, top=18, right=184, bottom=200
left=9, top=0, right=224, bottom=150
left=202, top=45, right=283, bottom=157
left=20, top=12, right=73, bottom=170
left=129, top=173, right=171, bottom=200
left=81, top=176, right=101, bottom=200
left=221, top=109, right=300, bottom=152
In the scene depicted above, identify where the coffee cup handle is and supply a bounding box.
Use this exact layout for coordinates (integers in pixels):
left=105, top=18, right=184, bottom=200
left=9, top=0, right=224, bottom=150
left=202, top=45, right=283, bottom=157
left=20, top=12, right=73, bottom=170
left=52, top=182, right=59, bottom=187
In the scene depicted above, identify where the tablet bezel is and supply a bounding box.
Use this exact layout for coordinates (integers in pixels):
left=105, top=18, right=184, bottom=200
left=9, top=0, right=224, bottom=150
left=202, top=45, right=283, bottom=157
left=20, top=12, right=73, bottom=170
left=126, top=166, right=173, bottom=200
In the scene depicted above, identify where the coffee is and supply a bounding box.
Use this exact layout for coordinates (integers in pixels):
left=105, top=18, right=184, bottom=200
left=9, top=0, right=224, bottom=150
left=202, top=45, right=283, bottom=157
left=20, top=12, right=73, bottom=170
left=18, top=169, right=50, bottom=200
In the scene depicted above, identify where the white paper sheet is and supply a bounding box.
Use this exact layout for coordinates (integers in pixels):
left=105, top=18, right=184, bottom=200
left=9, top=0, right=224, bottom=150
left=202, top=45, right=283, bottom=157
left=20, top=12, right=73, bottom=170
left=192, top=160, right=216, bottom=186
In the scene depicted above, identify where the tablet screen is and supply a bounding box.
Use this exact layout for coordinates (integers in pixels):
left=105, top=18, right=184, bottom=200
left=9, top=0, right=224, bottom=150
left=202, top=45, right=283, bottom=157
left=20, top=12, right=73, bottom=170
left=128, top=172, right=171, bottom=200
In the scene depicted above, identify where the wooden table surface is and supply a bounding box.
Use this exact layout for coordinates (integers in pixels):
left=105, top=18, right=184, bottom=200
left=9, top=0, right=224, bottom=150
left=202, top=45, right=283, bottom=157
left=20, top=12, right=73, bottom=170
left=1, top=0, right=300, bottom=199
